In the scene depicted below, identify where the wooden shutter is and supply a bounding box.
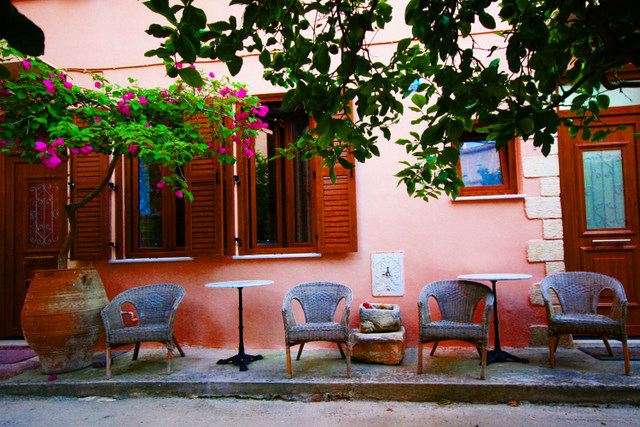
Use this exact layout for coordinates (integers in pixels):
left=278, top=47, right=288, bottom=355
left=71, top=153, right=111, bottom=260
left=312, top=105, right=358, bottom=253
left=185, top=114, right=226, bottom=256
left=315, top=153, right=358, bottom=253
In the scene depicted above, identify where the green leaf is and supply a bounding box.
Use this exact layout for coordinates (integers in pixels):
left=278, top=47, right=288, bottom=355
left=597, top=94, right=610, bottom=110
left=146, top=24, right=175, bottom=38
left=411, top=93, right=427, bottom=109
left=519, top=118, right=535, bottom=134
left=227, top=55, right=243, bottom=76
left=337, top=156, right=355, bottom=169
left=259, top=49, right=271, bottom=67
left=178, top=67, right=204, bottom=87
left=175, top=34, right=197, bottom=64
left=312, top=44, right=330, bottom=74
left=397, top=37, right=411, bottom=53
left=479, top=12, right=496, bottom=30
left=182, top=6, right=207, bottom=30
left=591, top=129, right=609, bottom=143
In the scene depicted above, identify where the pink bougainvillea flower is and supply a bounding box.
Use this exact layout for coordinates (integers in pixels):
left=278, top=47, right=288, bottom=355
left=139, top=95, right=148, bottom=104
left=232, top=88, right=247, bottom=99
left=176, top=63, right=183, bottom=69
left=160, top=90, right=168, bottom=98
left=50, top=138, right=65, bottom=148
left=209, top=72, right=215, bottom=78
left=190, top=64, right=196, bottom=69
left=144, top=122, right=150, bottom=128
left=80, top=146, right=93, bottom=155
left=128, top=142, right=138, bottom=154
left=63, top=81, right=73, bottom=89
left=124, top=91, right=135, bottom=101
left=93, top=117, right=101, bottom=123
left=34, top=141, right=48, bottom=152
left=69, top=147, right=80, bottom=154
left=43, top=79, right=55, bottom=94
left=219, top=87, right=231, bottom=96
left=219, top=147, right=226, bottom=154
left=197, top=87, right=202, bottom=92
left=94, top=81, right=102, bottom=88
left=242, top=147, right=255, bottom=157
left=117, top=100, right=132, bottom=116
left=235, top=112, right=250, bottom=121
left=157, top=181, right=166, bottom=189
left=42, top=154, right=62, bottom=169
left=22, top=60, right=31, bottom=70
left=175, top=190, right=184, bottom=198
left=0, top=140, right=7, bottom=146
left=253, top=104, right=269, bottom=117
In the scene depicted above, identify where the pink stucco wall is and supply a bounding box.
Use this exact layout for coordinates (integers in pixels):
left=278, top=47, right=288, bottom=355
left=13, top=0, right=549, bottom=350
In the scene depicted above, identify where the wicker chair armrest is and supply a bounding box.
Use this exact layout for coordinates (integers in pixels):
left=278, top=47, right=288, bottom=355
left=540, top=281, right=559, bottom=320
left=101, top=299, right=125, bottom=332
left=610, top=289, right=628, bottom=323
left=281, top=296, right=297, bottom=328
left=339, top=293, right=352, bottom=327
left=482, top=293, right=495, bottom=326
left=418, top=300, right=432, bottom=326
left=339, top=304, right=351, bottom=328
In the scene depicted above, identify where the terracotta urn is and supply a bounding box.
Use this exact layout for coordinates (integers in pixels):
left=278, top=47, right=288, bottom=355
left=21, top=268, right=109, bottom=373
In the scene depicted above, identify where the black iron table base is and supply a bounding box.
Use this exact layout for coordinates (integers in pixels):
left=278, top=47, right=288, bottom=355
left=486, top=278, right=530, bottom=365
left=458, top=274, right=532, bottom=366
left=204, top=280, right=273, bottom=371
left=217, top=353, right=263, bottom=371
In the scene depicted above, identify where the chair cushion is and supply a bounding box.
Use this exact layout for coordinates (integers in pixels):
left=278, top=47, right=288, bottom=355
left=550, top=313, right=623, bottom=335
left=287, top=322, right=347, bottom=343
left=108, top=324, right=172, bottom=346
left=420, top=320, right=483, bottom=340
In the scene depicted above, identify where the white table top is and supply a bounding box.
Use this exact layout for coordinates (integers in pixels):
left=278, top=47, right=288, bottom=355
left=458, top=273, right=533, bottom=281
left=204, top=280, right=274, bottom=289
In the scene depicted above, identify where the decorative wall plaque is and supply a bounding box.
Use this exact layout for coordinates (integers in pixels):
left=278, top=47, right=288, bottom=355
left=371, top=251, right=404, bottom=296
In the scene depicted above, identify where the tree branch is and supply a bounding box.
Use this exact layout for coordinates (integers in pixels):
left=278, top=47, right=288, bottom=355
left=57, top=154, right=119, bottom=269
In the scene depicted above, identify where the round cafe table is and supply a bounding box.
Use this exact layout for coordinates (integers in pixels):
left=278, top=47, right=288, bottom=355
left=204, top=280, right=274, bottom=371
left=458, top=273, right=532, bottom=365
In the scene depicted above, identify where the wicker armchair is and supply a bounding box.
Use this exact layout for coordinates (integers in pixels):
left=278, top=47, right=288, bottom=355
left=101, top=284, right=186, bottom=379
left=417, top=280, right=494, bottom=379
left=541, top=272, right=630, bottom=375
left=282, top=282, right=353, bottom=377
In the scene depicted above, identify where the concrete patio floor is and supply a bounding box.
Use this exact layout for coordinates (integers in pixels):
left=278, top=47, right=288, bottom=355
left=0, top=343, right=638, bottom=404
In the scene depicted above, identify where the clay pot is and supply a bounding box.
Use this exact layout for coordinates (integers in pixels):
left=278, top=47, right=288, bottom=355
left=21, top=268, right=109, bottom=373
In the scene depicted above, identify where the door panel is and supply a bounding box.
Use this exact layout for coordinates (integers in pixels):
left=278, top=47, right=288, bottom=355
left=2, top=158, right=67, bottom=338
left=559, top=106, right=640, bottom=335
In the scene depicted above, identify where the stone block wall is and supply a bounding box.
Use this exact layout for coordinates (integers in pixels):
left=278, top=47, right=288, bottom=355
left=523, top=142, right=570, bottom=347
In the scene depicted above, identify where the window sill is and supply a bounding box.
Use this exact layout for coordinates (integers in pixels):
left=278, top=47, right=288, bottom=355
left=232, top=253, right=322, bottom=260
left=109, top=257, right=194, bottom=264
left=452, top=194, right=527, bottom=202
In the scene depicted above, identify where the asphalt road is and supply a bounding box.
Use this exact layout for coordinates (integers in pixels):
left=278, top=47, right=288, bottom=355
left=1, top=396, right=639, bottom=426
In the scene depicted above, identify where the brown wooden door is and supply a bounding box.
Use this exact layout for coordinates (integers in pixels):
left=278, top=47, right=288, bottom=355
left=1, top=158, right=67, bottom=338
left=559, top=105, right=640, bottom=335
